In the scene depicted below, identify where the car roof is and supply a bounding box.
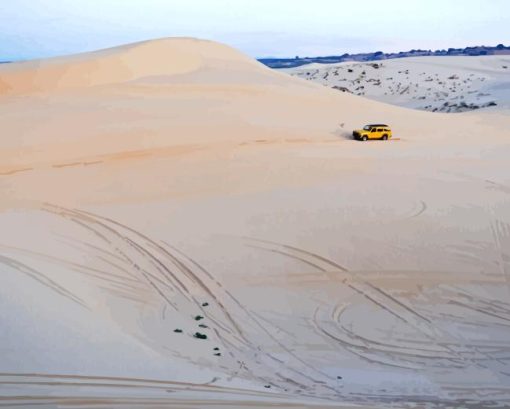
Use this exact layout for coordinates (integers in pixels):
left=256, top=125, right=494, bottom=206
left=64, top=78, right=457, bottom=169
left=367, top=124, right=389, bottom=127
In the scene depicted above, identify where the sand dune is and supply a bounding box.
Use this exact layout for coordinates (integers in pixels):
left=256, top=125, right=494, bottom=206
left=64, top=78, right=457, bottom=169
left=1, top=38, right=510, bottom=408
left=0, top=38, right=270, bottom=94
left=281, top=56, right=510, bottom=112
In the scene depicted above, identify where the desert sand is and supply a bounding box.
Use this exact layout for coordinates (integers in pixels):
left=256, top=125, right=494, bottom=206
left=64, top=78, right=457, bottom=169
left=1, top=38, right=510, bottom=408
left=281, top=56, right=510, bottom=112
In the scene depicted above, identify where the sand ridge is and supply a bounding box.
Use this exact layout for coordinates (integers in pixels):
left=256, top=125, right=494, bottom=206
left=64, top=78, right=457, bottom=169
left=0, top=37, right=268, bottom=94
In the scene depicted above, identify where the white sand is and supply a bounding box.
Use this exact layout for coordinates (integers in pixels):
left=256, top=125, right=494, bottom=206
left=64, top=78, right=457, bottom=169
left=1, top=38, right=510, bottom=408
left=281, top=56, right=510, bottom=112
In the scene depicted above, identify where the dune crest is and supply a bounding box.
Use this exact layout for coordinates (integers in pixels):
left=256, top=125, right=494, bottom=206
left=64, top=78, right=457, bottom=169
left=0, top=38, right=265, bottom=94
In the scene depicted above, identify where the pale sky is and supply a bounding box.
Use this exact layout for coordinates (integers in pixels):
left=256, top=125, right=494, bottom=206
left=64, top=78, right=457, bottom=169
left=0, top=0, right=508, bottom=61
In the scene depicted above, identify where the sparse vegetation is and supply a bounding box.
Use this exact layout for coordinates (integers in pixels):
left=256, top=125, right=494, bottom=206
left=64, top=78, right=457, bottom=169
left=193, top=332, right=208, bottom=340
left=286, top=54, right=503, bottom=113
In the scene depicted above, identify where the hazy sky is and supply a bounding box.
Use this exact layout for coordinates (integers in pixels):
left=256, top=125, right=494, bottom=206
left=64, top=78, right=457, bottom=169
left=1, top=0, right=508, bottom=60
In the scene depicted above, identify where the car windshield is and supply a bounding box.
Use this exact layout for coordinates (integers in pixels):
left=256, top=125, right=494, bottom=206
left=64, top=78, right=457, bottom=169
left=363, top=126, right=371, bottom=131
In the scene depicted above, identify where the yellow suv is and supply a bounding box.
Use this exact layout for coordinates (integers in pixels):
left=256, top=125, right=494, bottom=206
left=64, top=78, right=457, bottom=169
left=353, top=124, right=392, bottom=141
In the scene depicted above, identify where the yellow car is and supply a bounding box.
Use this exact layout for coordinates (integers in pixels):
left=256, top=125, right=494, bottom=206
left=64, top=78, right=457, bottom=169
left=353, top=124, right=392, bottom=141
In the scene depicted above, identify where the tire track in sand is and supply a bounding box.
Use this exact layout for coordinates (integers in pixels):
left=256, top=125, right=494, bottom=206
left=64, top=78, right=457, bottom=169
left=241, top=237, right=510, bottom=375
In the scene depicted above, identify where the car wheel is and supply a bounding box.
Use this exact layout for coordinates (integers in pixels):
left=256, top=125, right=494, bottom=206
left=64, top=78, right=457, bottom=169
left=362, top=136, right=368, bottom=141
left=382, top=134, right=388, bottom=140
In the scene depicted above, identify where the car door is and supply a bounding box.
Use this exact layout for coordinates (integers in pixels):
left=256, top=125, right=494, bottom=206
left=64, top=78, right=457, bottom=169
left=370, top=127, right=378, bottom=139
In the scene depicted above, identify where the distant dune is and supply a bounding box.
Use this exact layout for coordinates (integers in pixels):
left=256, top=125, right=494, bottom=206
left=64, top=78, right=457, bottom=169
left=260, top=44, right=510, bottom=69
left=1, top=38, right=510, bottom=409
left=281, top=56, right=510, bottom=112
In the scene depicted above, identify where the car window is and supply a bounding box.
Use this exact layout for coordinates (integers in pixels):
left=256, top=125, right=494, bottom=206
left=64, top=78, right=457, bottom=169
left=377, top=128, right=382, bottom=132
left=371, top=129, right=377, bottom=132
left=363, top=126, right=371, bottom=131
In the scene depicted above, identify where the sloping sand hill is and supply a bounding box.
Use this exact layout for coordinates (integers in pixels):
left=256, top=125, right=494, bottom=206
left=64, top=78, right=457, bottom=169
left=0, top=37, right=270, bottom=94
left=281, top=56, right=510, bottom=112
left=1, top=38, right=510, bottom=408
